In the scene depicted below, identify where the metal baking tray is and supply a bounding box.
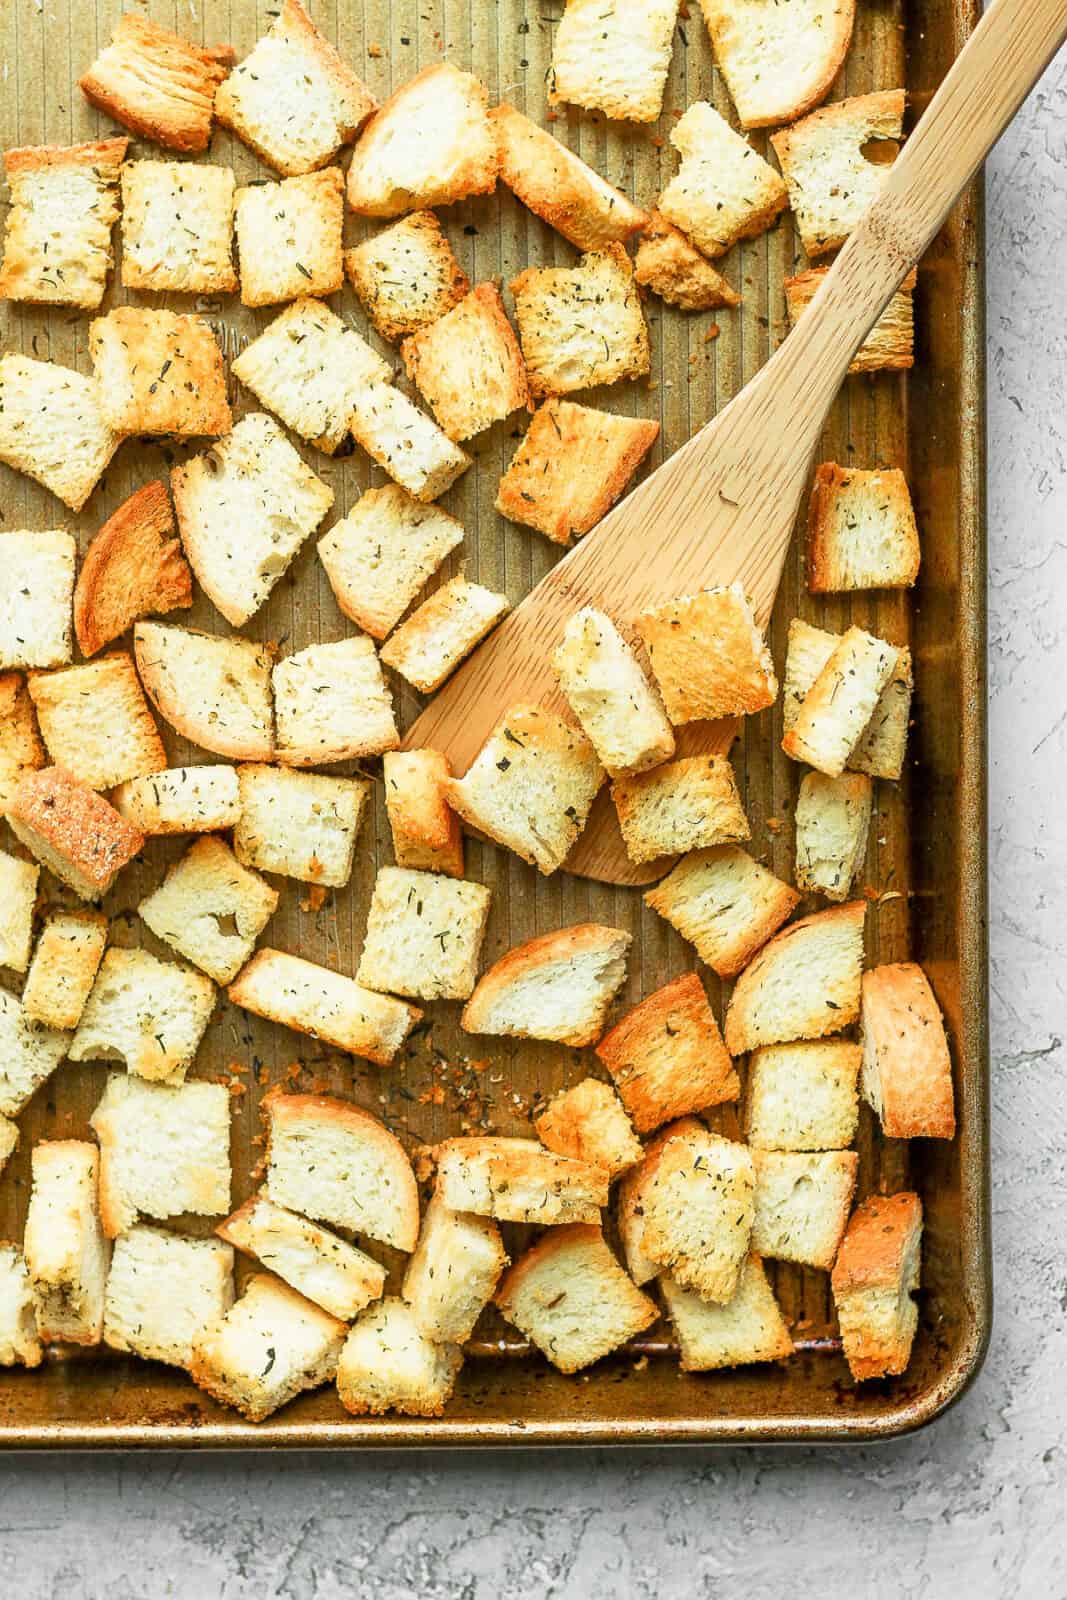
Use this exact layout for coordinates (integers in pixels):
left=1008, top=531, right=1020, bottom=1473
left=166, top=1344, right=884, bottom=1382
left=0, top=0, right=989, bottom=1446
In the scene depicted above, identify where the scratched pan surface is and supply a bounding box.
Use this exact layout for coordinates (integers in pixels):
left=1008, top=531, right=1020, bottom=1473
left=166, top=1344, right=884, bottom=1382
left=0, top=0, right=988, bottom=1446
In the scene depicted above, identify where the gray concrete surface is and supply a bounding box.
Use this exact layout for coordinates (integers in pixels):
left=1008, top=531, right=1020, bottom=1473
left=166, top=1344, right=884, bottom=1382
left=2, top=52, right=1065, bottom=1600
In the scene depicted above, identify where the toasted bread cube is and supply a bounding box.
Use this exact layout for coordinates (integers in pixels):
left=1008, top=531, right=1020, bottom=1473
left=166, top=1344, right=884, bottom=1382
left=191, top=1272, right=346, bottom=1421
left=795, top=770, right=872, bottom=902
left=660, top=1253, right=793, bottom=1370
left=462, top=924, right=631, bottom=1048
left=782, top=626, right=899, bottom=777
left=345, top=211, right=469, bottom=343
left=358, top=866, right=491, bottom=1003
left=0, top=354, right=122, bottom=513
left=0, top=1248, right=41, bottom=1368
left=807, top=462, right=920, bottom=593
left=786, top=268, right=916, bottom=373
left=120, top=160, right=236, bottom=294
left=28, top=653, right=166, bottom=792
left=635, top=582, right=777, bottom=725
left=383, top=750, right=464, bottom=879
left=71, top=946, right=216, bottom=1085
left=510, top=244, right=650, bottom=398
left=229, top=949, right=420, bottom=1066
left=597, top=974, right=738, bottom=1133
left=135, top=622, right=274, bottom=763
left=348, top=383, right=472, bottom=502
left=218, top=1194, right=386, bottom=1322
left=0, top=1117, right=17, bottom=1176
left=645, top=845, right=800, bottom=980
left=400, top=284, right=528, bottom=443
left=89, top=307, right=231, bottom=438
left=138, top=836, right=278, bottom=987
left=744, top=1039, right=861, bottom=1151
left=0, top=990, right=69, bottom=1119
left=633, top=1126, right=754, bottom=1303
left=24, top=1140, right=110, bottom=1345
left=346, top=62, right=496, bottom=217
left=0, top=138, right=126, bottom=309
left=612, top=755, right=749, bottom=865
left=724, top=900, right=866, bottom=1055
left=74, top=482, right=193, bottom=660
left=535, top=1078, right=643, bottom=1179
left=235, top=167, right=344, bottom=307
left=338, top=1297, right=463, bottom=1417
left=435, top=1137, right=608, bottom=1226
left=234, top=766, right=368, bottom=888
left=380, top=577, right=510, bottom=695
left=402, top=1194, right=507, bottom=1345
left=752, top=1148, right=858, bottom=1269
left=552, top=608, right=674, bottom=778
left=443, top=704, right=605, bottom=875
left=215, top=0, right=376, bottom=176
left=549, top=0, right=679, bottom=123
left=660, top=102, right=788, bottom=257
left=21, top=911, right=108, bottom=1031
left=90, top=1075, right=231, bottom=1236
left=7, top=767, right=144, bottom=902
left=616, top=1117, right=706, bottom=1283
left=172, top=413, right=334, bottom=628
left=698, top=0, right=855, bottom=130
left=318, top=486, right=464, bottom=641
left=772, top=91, right=904, bottom=258
left=782, top=618, right=913, bottom=780
left=832, top=1191, right=922, bottom=1381
left=273, top=637, right=398, bottom=766
left=0, top=529, right=76, bottom=670
left=0, top=851, right=38, bottom=973
left=262, top=1091, right=419, bottom=1251
left=861, top=963, right=955, bottom=1140
left=104, top=1225, right=234, bottom=1366
left=634, top=210, right=741, bottom=311
left=493, top=104, right=648, bottom=249
left=0, top=674, right=45, bottom=814
left=79, top=15, right=233, bottom=154
left=111, top=766, right=241, bottom=838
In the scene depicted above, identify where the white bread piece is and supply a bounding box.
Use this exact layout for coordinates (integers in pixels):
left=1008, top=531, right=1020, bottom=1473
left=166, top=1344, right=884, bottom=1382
left=795, top=770, right=872, bottom=902
left=745, top=1039, right=861, bottom=1151
left=0, top=354, right=122, bottom=513
left=337, top=1297, right=463, bottom=1418
left=772, top=91, right=905, bottom=258
left=785, top=268, right=916, bottom=373
left=218, top=1193, right=386, bottom=1322
left=89, top=306, right=231, bottom=438
left=660, top=102, right=788, bottom=257
left=90, top=1074, right=232, bottom=1238
left=262, top=1091, right=419, bottom=1252
left=861, top=962, right=956, bottom=1140
left=634, top=581, right=777, bottom=724
left=135, top=622, right=274, bottom=762
left=434, top=1136, right=608, bottom=1226
left=645, top=845, right=800, bottom=979
left=0, top=1247, right=41, bottom=1367
left=379, top=577, right=510, bottom=695
left=273, top=636, right=398, bottom=766
left=317, top=485, right=464, bottom=641
left=0, top=673, right=45, bottom=814
left=782, top=626, right=899, bottom=777
left=461, top=924, right=631, bottom=1048
left=549, top=0, right=680, bottom=123
left=402, top=1193, right=507, bottom=1344
left=493, top=104, right=648, bottom=249
left=346, top=62, right=496, bottom=216
left=229, top=949, right=420, bottom=1066
left=0, top=529, right=76, bottom=670
left=633, top=210, right=741, bottom=311
left=0, top=138, right=127, bottom=309
left=110, top=766, right=241, bottom=837
left=782, top=618, right=913, bottom=780
left=784, top=623, right=845, bottom=734
left=383, top=750, right=464, bottom=879
left=535, top=1078, right=643, bottom=1180
left=23, top=1140, right=110, bottom=1345
left=7, top=766, right=144, bottom=902
left=807, top=462, right=920, bottom=593
left=78, top=14, right=234, bottom=155
left=120, top=160, right=236, bottom=294
left=73, top=480, right=193, bottom=660
left=172, top=413, right=334, bottom=627
left=0, top=988, right=70, bottom=1119
left=345, top=211, right=469, bottom=343
left=234, top=765, right=369, bottom=888
left=552, top=607, right=674, bottom=778
left=616, top=1117, right=706, bottom=1284
left=597, top=974, right=738, bottom=1133
left=659, top=1253, right=793, bottom=1371
left=832, top=1191, right=922, bottom=1381
left=70, top=946, right=216, bottom=1086
left=21, top=910, right=108, bottom=1031
left=400, top=283, right=529, bottom=442
left=214, top=0, right=376, bottom=176
left=191, top=1272, right=347, bottom=1421
left=725, top=899, right=866, bottom=1055
left=357, top=866, right=492, bottom=1003
left=612, top=755, right=749, bottom=865
left=0, top=1117, right=19, bottom=1177
left=138, top=835, right=278, bottom=986
left=104, top=1225, right=234, bottom=1367
left=443, top=704, right=605, bottom=876
left=0, top=850, right=38, bottom=973
left=635, top=1126, right=754, bottom=1303
left=231, top=298, right=391, bottom=455
left=698, top=0, right=854, bottom=129
left=510, top=244, right=650, bottom=397
left=28, top=653, right=166, bottom=792
left=348, top=382, right=472, bottom=502
left=235, top=167, right=344, bottom=307
left=751, top=1148, right=858, bottom=1269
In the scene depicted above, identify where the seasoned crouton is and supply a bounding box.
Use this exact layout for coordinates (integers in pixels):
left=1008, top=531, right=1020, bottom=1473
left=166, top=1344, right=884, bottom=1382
left=634, top=582, right=777, bottom=724
left=0, top=989, right=69, bottom=1119
left=492, top=104, right=648, bottom=249
left=73, top=482, right=192, bottom=659
left=435, top=1136, right=608, bottom=1226
left=634, top=210, right=742, bottom=311
left=273, top=636, right=398, bottom=766
left=724, top=899, right=866, bottom=1055
left=0, top=529, right=76, bottom=671
left=111, top=766, right=241, bottom=837
left=782, top=619, right=913, bottom=781
left=135, top=622, right=274, bottom=762
left=751, top=1148, right=858, bottom=1269
left=0, top=1118, right=17, bottom=1177
left=402, top=1194, right=507, bottom=1344
left=861, top=963, right=955, bottom=1140
left=89, top=308, right=231, bottom=438
left=635, top=1126, right=755, bottom=1303
left=697, top=0, right=854, bottom=130
left=218, top=1194, right=386, bottom=1322
left=120, top=160, right=236, bottom=294
left=616, top=1118, right=706, bottom=1283
left=785, top=268, right=916, bottom=373
left=551, top=607, right=675, bottom=778
left=401, top=283, right=528, bottom=443
left=549, top=0, right=680, bottom=123
left=24, top=1141, right=110, bottom=1345
left=383, top=750, right=464, bottom=879
left=0, top=138, right=127, bottom=309
left=138, top=836, right=278, bottom=986
left=346, top=63, right=496, bottom=216
left=229, top=948, right=420, bottom=1065
left=795, top=770, right=872, bottom=901
left=659, top=102, right=788, bottom=257
left=79, top=14, right=233, bottom=153
left=807, top=462, right=920, bottom=593
left=7, top=767, right=144, bottom=902
left=234, top=765, right=368, bottom=887
left=645, top=845, right=800, bottom=979
left=0, top=354, right=122, bottom=513
left=90, top=1074, right=232, bottom=1237
left=832, top=1191, right=922, bottom=1381
left=215, top=0, right=376, bottom=176
left=70, top=946, right=216, bottom=1085
left=0, top=1247, right=41, bottom=1368
left=21, top=910, right=108, bottom=1031
left=104, top=1225, right=234, bottom=1366
left=0, top=674, right=45, bottom=814
left=510, top=244, right=650, bottom=397
left=348, top=382, right=472, bottom=502
left=357, top=866, right=491, bottom=1003
left=379, top=577, right=510, bottom=694
left=535, top=1078, right=643, bottom=1179
left=345, top=211, right=469, bottom=343
left=597, top=974, right=738, bottom=1133
left=745, top=1039, right=861, bottom=1151
left=192, top=1273, right=347, bottom=1421
left=782, top=625, right=899, bottom=777
left=612, top=755, right=749, bottom=865
left=235, top=167, right=344, bottom=307
left=0, top=851, right=38, bottom=973
left=772, top=91, right=905, bottom=258
left=337, top=1297, right=463, bottom=1417
left=461, top=924, right=631, bottom=1048
left=28, top=653, right=166, bottom=792
left=317, top=485, right=464, bottom=640
left=660, top=1253, right=793, bottom=1370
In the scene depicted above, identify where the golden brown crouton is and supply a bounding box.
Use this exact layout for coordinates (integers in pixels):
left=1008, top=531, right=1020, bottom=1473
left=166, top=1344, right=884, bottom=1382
left=0, top=674, right=45, bottom=815
left=724, top=900, right=866, bottom=1056
left=596, top=974, right=739, bottom=1133
left=0, top=355, right=122, bottom=513
left=659, top=102, right=788, bottom=257
left=616, top=1117, right=707, bottom=1283
left=751, top=1148, right=858, bottom=1269
left=434, top=1136, right=608, bottom=1226
left=120, top=161, right=236, bottom=295
left=861, top=963, right=956, bottom=1140
left=744, top=1039, right=861, bottom=1151
left=89, top=308, right=232, bottom=438
left=318, top=486, right=464, bottom=640
left=612, top=755, right=750, bottom=864
left=383, top=750, right=464, bottom=879
left=493, top=104, right=648, bottom=249
left=832, top=1191, right=922, bottom=1381
left=79, top=14, right=233, bottom=153
left=379, top=577, right=510, bottom=695
left=645, top=845, right=800, bottom=979
left=659, top=1253, right=794, bottom=1370
left=771, top=91, right=905, bottom=257
left=346, top=63, right=497, bottom=215
left=535, top=1078, right=644, bottom=1180
left=697, top=0, right=854, bottom=130
left=633, top=210, right=742, bottom=311
left=21, top=911, right=109, bottom=1032
left=229, top=950, right=421, bottom=1067
left=635, top=1126, right=755, bottom=1303
left=510, top=244, right=650, bottom=398
left=552, top=607, right=675, bottom=778
left=401, top=283, right=528, bottom=442
left=337, top=1298, right=463, bottom=1417
left=134, top=622, right=274, bottom=763
left=635, top=582, right=777, bottom=724
left=549, top=0, right=680, bottom=123
left=807, top=462, right=921, bottom=593
left=782, top=625, right=899, bottom=777
left=345, top=212, right=470, bottom=343
left=28, top=654, right=166, bottom=792
left=462, top=924, right=631, bottom=1048
left=235, top=167, right=344, bottom=307
left=0, top=139, right=127, bottom=310
left=73, top=482, right=192, bottom=659
left=7, top=767, right=144, bottom=902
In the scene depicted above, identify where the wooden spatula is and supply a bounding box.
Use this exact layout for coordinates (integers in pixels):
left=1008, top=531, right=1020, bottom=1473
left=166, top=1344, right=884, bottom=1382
left=405, top=0, right=1067, bottom=886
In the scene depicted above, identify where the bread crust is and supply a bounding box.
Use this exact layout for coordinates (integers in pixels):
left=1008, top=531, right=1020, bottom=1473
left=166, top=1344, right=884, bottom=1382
left=79, top=15, right=233, bottom=153
left=492, top=103, right=648, bottom=249
left=74, top=482, right=192, bottom=659
left=8, top=767, right=144, bottom=900
left=634, top=210, right=741, bottom=311
left=785, top=268, right=916, bottom=373
left=861, top=963, right=955, bottom=1139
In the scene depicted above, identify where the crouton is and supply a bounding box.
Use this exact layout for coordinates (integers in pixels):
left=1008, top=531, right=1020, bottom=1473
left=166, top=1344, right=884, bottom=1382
left=434, top=1136, right=608, bottom=1225
left=120, top=160, right=236, bottom=294
left=235, top=167, right=344, bottom=307
left=28, top=653, right=166, bottom=792
left=535, top=1078, right=643, bottom=1179
left=380, top=577, right=510, bottom=695
left=0, top=529, right=76, bottom=671
left=612, top=755, right=749, bottom=865
left=218, top=1194, right=386, bottom=1322
left=234, top=765, right=368, bottom=887
left=782, top=625, right=899, bottom=777
left=21, top=910, right=108, bottom=1032
left=231, top=298, right=391, bottom=455
left=346, top=62, right=496, bottom=216
left=634, top=582, right=777, bottom=724
left=357, top=866, right=492, bottom=1003
left=348, top=383, right=472, bottom=502
left=785, top=268, right=916, bottom=373
left=744, top=1039, right=861, bottom=1151
left=496, top=399, right=659, bottom=547
left=597, top=974, right=738, bottom=1133
left=0, top=1248, right=41, bottom=1367
left=633, top=210, right=742, bottom=311
left=229, top=949, right=421, bottom=1066
left=549, top=0, right=680, bottom=123
left=138, top=836, right=278, bottom=987
left=443, top=704, right=605, bottom=875
left=795, top=770, right=872, bottom=903
left=383, top=750, right=464, bottom=879
left=337, top=1297, right=463, bottom=1417
left=23, top=1140, right=110, bottom=1345
left=697, top=0, right=854, bottom=130
left=89, top=307, right=231, bottom=438
left=492, top=104, right=648, bottom=249
left=79, top=14, right=234, bottom=154
left=402, top=1194, right=507, bottom=1344
left=861, top=963, right=955, bottom=1140
left=632, top=1126, right=754, bottom=1302
left=832, top=1191, right=923, bottom=1381
left=807, top=462, right=920, bottom=593
left=70, top=946, right=216, bottom=1085
left=616, top=1118, right=706, bottom=1283
left=462, top=924, right=631, bottom=1048
left=104, top=1225, right=234, bottom=1367
left=345, top=211, right=469, bottom=343
left=0, top=1118, right=17, bottom=1176
left=510, top=244, right=650, bottom=397
left=659, top=1252, right=794, bottom=1370
left=0, top=354, right=122, bottom=513
left=214, top=0, right=376, bottom=176
left=751, top=1148, right=858, bottom=1269
left=772, top=91, right=904, bottom=259
left=90, top=1074, right=232, bottom=1237
left=262, top=1091, right=419, bottom=1251
left=317, top=486, right=464, bottom=641
left=134, top=622, right=274, bottom=762
left=7, top=767, right=144, bottom=902
left=73, top=482, right=193, bottom=659
left=0, top=674, right=45, bottom=813
left=273, top=636, right=398, bottom=766
left=782, top=618, right=913, bottom=780
left=400, top=284, right=528, bottom=443
left=0, top=138, right=127, bottom=309
left=111, top=766, right=242, bottom=838
left=724, top=899, right=866, bottom=1055
left=0, top=990, right=65, bottom=1121
left=659, top=102, right=788, bottom=257
left=191, top=1272, right=347, bottom=1421
left=645, top=845, right=800, bottom=979
left=551, top=607, right=675, bottom=778
left=0, top=851, right=38, bottom=973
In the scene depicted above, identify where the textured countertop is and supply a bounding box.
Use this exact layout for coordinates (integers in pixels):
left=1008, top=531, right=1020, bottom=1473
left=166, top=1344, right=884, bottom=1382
left=2, top=55, right=1065, bottom=1600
